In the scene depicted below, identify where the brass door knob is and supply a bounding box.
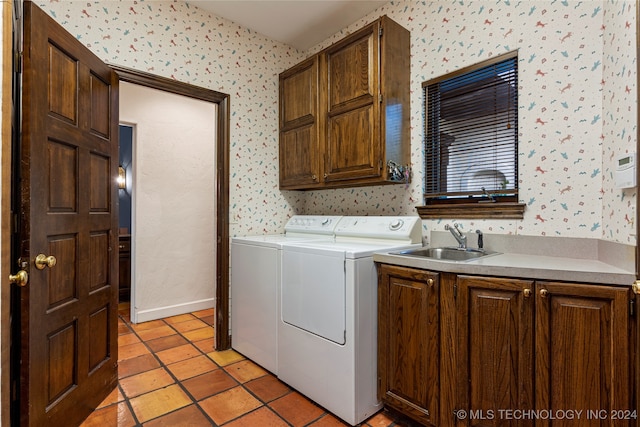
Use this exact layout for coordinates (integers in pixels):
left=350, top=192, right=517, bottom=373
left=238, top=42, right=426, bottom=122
left=539, top=288, right=549, bottom=298
left=523, top=288, right=532, bottom=298
left=35, top=254, right=57, bottom=270
left=427, top=278, right=434, bottom=286
left=9, top=270, right=28, bottom=287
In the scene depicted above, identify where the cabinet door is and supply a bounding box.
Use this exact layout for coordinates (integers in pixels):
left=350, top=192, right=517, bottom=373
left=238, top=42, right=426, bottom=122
left=279, top=56, right=321, bottom=188
left=456, top=275, right=534, bottom=427
left=378, top=265, right=439, bottom=426
left=535, top=282, right=633, bottom=426
left=323, top=22, right=381, bottom=183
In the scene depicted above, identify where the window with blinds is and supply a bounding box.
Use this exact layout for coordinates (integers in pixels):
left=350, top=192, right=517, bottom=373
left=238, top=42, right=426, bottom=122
left=423, top=52, right=518, bottom=203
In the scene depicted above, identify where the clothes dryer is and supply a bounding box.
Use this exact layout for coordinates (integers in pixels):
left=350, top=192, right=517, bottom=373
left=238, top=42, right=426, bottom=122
left=231, top=215, right=341, bottom=373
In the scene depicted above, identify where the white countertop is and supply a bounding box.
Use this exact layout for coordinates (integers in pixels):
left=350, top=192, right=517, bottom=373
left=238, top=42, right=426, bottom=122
left=373, top=250, right=636, bottom=286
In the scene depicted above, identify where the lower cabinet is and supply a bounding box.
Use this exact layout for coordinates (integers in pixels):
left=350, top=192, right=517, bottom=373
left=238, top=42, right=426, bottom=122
left=118, top=235, right=131, bottom=301
left=456, top=275, right=534, bottom=426
left=534, top=282, right=633, bottom=427
left=377, top=265, right=637, bottom=427
left=377, top=264, right=440, bottom=426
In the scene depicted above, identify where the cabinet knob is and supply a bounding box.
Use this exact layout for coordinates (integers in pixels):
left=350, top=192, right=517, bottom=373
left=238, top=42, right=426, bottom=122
left=427, top=278, right=434, bottom=286
left=523, top=288, right=532, bottom=298
left=312, top=174, right=317, bottom=181
left=539, top=288, right=549, bottom=298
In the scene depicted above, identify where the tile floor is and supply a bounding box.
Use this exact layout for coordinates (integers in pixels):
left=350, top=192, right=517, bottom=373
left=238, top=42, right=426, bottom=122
left=80, top=303, right=411, bottom=427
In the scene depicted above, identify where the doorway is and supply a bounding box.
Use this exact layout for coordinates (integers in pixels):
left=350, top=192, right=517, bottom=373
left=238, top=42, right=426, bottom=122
left=113, top=66, right=231, bottom=351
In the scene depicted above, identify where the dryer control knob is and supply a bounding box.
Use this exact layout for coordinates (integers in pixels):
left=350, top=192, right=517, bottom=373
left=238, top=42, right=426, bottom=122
left=389, top=219, right=404, bottom=230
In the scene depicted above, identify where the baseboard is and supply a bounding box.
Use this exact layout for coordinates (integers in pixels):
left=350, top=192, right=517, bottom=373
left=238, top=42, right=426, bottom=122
left=133, top=298, right=215, bottom=323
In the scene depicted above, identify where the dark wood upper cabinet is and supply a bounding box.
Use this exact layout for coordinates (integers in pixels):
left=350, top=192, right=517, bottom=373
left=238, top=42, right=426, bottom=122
left=279, top=16, right=410, bottom=190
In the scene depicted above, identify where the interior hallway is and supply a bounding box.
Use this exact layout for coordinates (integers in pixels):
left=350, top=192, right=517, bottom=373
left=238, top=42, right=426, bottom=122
left=79, top=303, right=410, bottom=426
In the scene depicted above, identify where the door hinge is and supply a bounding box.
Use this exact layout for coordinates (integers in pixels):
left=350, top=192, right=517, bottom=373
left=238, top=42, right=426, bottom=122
left=453, top=283, right=458, bottom=299
left=630, top=299, right=635, bottom=317
left=379, top=27, right=383, bottom=37
left=379, top=92, right=383, bottom=103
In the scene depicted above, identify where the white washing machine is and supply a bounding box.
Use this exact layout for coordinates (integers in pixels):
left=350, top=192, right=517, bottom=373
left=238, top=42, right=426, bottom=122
left=231, top=215, right=341, bottom=374
left=278, top=216, right=422, bottom=425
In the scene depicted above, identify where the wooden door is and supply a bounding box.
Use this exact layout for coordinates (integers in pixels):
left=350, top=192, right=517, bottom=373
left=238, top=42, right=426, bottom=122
left=377, top=264, right=439, bottom=426
left=16, top=2, right=119, bottom=425
left=456, top=275, right=534, bottom=427
left=535, top=282, right=633, bottom=427
left=279, top=56, right=322, bottom=189
left=323, top=21, right=381, bottom=183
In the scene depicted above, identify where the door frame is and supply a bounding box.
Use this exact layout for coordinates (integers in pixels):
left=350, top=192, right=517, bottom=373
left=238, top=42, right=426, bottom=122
left=112, top=65, right=231, bottom=352
left=1, top=1, right=18, bottom=426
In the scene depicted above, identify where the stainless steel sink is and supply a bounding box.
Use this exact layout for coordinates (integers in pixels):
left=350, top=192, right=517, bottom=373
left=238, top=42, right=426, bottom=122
left=392, top=246, right=498, bottom=262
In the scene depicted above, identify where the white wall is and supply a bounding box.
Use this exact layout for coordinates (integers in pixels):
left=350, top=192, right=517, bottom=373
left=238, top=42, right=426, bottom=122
left=119, top=81, right=217, bottom=322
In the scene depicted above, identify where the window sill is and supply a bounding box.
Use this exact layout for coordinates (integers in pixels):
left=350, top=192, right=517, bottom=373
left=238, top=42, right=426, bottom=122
left=416, top=202, right=525, bottom=220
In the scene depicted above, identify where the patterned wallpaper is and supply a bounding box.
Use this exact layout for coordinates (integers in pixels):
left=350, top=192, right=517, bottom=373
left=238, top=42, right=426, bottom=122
left=302, top=0, right=637, bottom=244
left=37, top=0, right=636, bottom=244
left=35, top=0, right=307, bottom=239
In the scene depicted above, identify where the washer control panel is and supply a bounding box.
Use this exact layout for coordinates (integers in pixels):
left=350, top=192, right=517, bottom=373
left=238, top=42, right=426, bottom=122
left=285, top=216, right=343, bottom=235
left=334, top=216, right=422, bottom=243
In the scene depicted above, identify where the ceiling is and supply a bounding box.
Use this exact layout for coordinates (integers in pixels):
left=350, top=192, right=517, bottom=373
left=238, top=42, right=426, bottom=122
left=189, top=0, right=388, bottom=51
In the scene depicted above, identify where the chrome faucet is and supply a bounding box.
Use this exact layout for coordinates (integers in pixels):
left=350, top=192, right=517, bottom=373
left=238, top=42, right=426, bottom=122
left=445, top=223, right=467, bottom=249
left=475, top=229, right=483, bottom=249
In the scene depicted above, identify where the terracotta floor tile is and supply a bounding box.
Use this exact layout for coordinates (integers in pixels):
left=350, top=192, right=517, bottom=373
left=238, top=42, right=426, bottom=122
left=362, top=410, right=396, bottom=427
left=182, top=326, right=215, bottom=342
left=129, top=384, right=192, bottom=423
left=309, top=413, right=350, bottom=426
left=146, top=334, right=189, bottom=353
left=171, top=318, right=209, bottom=333
left=225, top=406, right=290, bottom=427
left=143, top=404, right=212, bottom=426
left=118, top=353, right=161, bottom=379
left=198, top=386, right=262, bottom=425
left=199, top=314, right=215, bottom=326
left=225, top=359, right=268, bottom=383
left=80, top=402, right=136, bottom=427
left=155, top=343, right=201, bottom=365
left=136, top=325, right=177, bottom=342
left=96, top=386, right=125, bottom=409
left=182, top=369, right=238, bottom=401
left=119, top=367, right=175, bottom=398
left=167, top=354, right=218, bottom=381
left=244, top=374, right=291, bottom=403
left=130, top=319, right=167, bottom=332
left=87, top=308, right=409, bottom=427
left=269, top=392, right=324, bottom=427
left=118, top=332, right=141, bottom=347
left=164, top=313, right=197, bottom=324
left=191, top=308, right=215, bottom=318
left=118, top=322, right=132, bottom=335
left=192, top=337, right=215, bottom=353
left=207, top=349, right=245, bottom=366
left=118, top=342, right=152, bottom=361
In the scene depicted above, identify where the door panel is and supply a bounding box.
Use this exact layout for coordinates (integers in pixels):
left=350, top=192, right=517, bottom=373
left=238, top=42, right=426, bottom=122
left=18, top=3, right=119, bottom=426
left=535, top=282, right=632, bottom=427
left=324, top=24, right=381, bottom=182
left=457, top=275, right=534, bottom=427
